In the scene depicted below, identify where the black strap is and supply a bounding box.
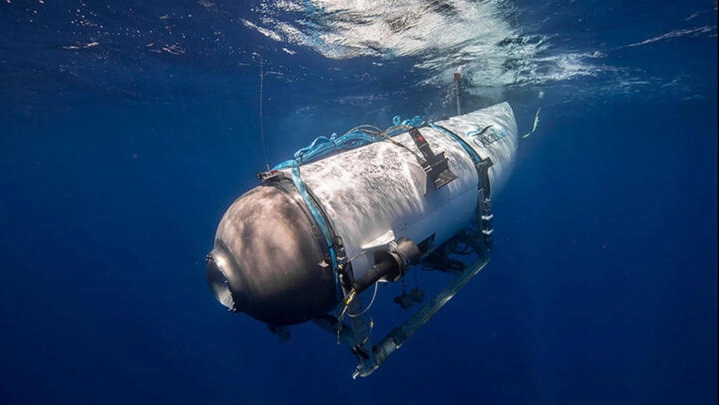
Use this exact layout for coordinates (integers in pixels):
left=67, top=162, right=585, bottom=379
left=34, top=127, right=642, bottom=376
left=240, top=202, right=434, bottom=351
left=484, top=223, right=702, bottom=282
left=408, top=127, right=457, bottom=189
left=476, top=157, right=493, bottom=198
left=430, top=123, right=493, bottom=198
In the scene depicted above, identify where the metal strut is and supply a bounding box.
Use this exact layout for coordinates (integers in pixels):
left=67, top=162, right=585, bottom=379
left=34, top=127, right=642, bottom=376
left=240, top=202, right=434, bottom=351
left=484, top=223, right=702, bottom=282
left=352, top=201, right=492, bottom=378
left=314, top=194, right=495, bottom=378
left=359, top=252, right=489, bottom=377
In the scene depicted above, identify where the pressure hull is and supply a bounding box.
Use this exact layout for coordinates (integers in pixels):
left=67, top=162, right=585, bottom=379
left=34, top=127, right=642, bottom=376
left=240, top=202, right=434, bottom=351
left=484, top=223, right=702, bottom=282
left=208, top=102, right=518, bottom=326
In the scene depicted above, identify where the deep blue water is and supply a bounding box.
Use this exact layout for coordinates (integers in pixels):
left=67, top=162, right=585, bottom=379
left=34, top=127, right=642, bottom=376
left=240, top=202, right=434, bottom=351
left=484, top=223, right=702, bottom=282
left=1, top=1, right=717, bottom=404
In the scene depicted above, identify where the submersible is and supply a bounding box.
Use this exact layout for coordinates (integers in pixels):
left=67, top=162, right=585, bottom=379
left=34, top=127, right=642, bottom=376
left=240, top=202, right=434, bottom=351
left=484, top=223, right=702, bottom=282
left=207, top=102, right=518, bottom=377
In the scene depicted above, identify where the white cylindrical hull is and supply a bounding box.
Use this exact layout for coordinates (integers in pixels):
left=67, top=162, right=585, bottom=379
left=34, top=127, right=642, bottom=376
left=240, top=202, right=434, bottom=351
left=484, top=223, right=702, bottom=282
left=294, top=102, right=518, bottom=279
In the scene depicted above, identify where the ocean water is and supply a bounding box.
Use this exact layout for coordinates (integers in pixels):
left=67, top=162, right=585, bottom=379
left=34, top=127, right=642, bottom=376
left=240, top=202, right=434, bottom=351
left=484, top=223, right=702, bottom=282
left=1, top=1, right=716, bottom=404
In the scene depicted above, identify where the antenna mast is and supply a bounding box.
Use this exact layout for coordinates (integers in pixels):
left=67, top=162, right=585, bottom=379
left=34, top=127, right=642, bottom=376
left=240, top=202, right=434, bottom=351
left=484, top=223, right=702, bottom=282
left=454, top=70, right=461, bottom=116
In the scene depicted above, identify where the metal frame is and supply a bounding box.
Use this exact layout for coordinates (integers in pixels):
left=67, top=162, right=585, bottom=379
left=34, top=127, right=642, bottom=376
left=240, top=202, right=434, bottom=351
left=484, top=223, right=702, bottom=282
left=314, top=197, right=493, bottom=378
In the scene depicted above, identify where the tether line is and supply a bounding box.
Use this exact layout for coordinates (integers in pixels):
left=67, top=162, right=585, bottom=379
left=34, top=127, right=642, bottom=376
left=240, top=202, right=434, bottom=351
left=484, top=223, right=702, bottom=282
left=259, top=56, right=270, bottom=171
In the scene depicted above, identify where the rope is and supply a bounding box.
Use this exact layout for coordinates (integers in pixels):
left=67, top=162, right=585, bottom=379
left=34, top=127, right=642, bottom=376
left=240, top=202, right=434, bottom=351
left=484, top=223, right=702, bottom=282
left=272, top=120, right=425, bottom=171
left=259, top=57, right=270, bottom=171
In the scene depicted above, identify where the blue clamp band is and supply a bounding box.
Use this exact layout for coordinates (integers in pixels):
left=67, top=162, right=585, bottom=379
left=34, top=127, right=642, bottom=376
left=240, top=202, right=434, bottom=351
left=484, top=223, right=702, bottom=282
left=286, top=161, right=342, bottom=299
left=429, top=123, right=483, bottom=166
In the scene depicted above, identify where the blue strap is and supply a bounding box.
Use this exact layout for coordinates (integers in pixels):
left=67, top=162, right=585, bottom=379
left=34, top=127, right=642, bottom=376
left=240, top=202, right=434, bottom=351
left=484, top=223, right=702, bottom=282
left=286, top=161, right=342, bottom=298
left=429, top=123, right=483, bottom=167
